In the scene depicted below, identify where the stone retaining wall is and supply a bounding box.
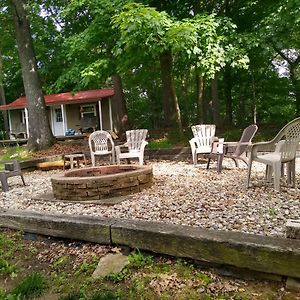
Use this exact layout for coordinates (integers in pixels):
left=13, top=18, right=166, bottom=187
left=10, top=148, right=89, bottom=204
left=0, top=209, right=299, bottom=289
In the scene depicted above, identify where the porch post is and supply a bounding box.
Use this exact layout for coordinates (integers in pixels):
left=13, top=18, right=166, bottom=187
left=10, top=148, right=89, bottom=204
left=98, top=100, right=103, bottom=130
left=61, top=104, right=67, bottom=135
left=24, top=108, right=29, bottom=138
left=8, top=110, right=12, bottom=138
left=109, top=98, right=113, bottom=131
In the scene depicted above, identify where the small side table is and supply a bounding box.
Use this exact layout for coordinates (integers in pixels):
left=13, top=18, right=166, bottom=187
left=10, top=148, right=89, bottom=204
left=63, top=153, right=87, bottom=171
left=207, top=138, right=224, bottom=173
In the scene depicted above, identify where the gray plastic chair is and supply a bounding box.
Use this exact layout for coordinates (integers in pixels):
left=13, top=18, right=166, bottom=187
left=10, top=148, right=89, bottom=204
left=0, top=160, right=26, bottom=192
left=247, top=117, right=300, bottom=191
left=224, top=124, right=258, bottom=167
left=207, top=124, right=258, bottom=172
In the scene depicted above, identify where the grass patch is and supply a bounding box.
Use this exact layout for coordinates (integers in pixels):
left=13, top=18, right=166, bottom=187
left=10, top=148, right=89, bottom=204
left=11, top=272, right=48, bottom=299
left=148, top=138, right=173, bottom=149
left=0, top=145, right=33, bottom=162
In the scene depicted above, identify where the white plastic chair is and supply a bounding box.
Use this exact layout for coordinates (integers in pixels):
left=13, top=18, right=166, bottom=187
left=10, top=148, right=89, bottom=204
left=189, top=124, right=216, bottom=165
left=88, top=130, right=115, bottom=166
left=247, top=117, right=300, bottom=191
left=115, top=129, right=148, bottom=165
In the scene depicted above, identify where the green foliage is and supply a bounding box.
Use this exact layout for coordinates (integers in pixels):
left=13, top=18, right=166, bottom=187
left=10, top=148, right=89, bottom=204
left=104, top=269, right=128, bottom=283
left=148, top=138, right=173, bottom=149
left=11, top=272, right=48, bottom=299
left=196, top=272, right=214, bottom=285
left=128, top=250, right=153, bottom=268
left=52, top=255, right=70, bottom=271
left=75, top=261, right=97, bottom=275
left=90, top=290, right=119, bottom=300
left=0, top=231, right=23, bottom=278
left=59, top=290, right=85, bottom=300
left=0, top=258, right=17, bottom=278
left=112, top=3, right=248, bottom=79
left=174, top=259, right=194, bottom=278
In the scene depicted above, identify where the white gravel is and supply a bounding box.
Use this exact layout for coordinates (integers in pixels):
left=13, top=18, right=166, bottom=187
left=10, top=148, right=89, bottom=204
left=1, top=159, right=300, bottom=238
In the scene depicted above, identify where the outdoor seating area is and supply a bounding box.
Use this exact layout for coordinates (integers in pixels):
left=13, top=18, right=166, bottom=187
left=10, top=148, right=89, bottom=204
left=1, top=159, right=299, bottom=239
left=0, top=119, right=300, bottom=238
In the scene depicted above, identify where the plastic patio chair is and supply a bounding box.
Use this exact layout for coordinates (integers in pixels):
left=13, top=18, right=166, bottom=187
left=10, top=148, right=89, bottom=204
left=247, top=117, right=300, bottom=191
left=207, top=125, right=258, bottom=172
left=115, top=129, right=148, bottom=165
left=189, top=124, right=216, bottom=166
left=88, top=130, right=115, bottom=166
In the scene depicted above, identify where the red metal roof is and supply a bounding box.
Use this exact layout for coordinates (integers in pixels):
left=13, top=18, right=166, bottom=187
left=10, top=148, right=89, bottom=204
left=0, top=88, right=114, bottom=110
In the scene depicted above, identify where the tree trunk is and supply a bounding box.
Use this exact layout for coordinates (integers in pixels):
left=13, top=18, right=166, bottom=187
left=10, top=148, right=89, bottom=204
left=238, top=84, right=246, bottom=126
left=0, top=53, right=9, bottom=139
left=159, top=51, right=182, bottom=133
left=196, top=73, right=205, bottom=123
left=111, top=74, right=129, bottom=134
left=10, top=0, right=55, bottom=151
left=224, top=67, right=233, bottom=125
left=211, top=75, right=220, bottom=126
left=289, top=63, right=300, bottom=116
left=251, top=72, right=257, bottom=124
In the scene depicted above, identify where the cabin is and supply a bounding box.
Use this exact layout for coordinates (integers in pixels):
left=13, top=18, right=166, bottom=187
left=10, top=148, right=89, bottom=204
left=0, top=89, right=115, bottom=139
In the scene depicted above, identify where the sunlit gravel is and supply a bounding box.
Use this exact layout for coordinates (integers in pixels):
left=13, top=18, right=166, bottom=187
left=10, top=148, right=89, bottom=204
left=1, top=159, right=300, bottom=238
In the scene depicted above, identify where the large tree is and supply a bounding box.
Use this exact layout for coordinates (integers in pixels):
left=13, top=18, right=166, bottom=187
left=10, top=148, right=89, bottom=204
left=112, top=3, right=248, bottom=131
left=10, top=0, right=55, bottom=150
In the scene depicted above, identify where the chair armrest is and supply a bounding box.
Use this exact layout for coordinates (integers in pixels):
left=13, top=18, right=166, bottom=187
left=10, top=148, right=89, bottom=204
left=250, top=141, right=277, bottom=158
left=140, top=140, right=148, bottom=152
left=189, top=138, right=197, bottom=153
left=189, top=137, right=197, bottom=144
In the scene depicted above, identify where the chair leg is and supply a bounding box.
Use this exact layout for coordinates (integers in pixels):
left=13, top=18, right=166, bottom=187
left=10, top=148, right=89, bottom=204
left=139, top=155, right=143, bottom=165
left=115, top=148, right=121, bottom=165
left=0, top=173, right=9, bottom=192
left=206, top=158, right=211, bottom=169
left=266, top=165, right=272, bottom=183
left=289, top=159, right=296, bottom=187
left=246, top=160, right=253, bottom=188
left=111, top=152, right=115, bottom=164
left=20, top=174, right=26, bottom=186
left=191, top=151, right=197, bottom=165
left=91, top=154, right=95, bottom=167
left=273, top=163, right=281, bottom=192
left=217, top=154, right=224, bottom=173
left=231, top=158, right=239, bottom=168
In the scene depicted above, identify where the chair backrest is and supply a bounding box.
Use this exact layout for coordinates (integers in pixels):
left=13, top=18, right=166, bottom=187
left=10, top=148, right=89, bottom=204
left=234, top=124, right=258, bottom=156
left=88, top=130, right=114, bottom=153
left=277, top=118, right=300, bottom=161
left=126, top=129, right=148, bottom=152
left=191, top=125, right=216, bottom=149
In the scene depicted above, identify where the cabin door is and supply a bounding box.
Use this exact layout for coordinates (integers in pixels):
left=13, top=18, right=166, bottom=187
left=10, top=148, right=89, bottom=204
left=51, top=106, right=64, bottom=136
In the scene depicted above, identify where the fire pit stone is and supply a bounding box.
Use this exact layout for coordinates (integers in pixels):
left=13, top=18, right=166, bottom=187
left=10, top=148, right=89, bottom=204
left=51, top=164, right=153, bottom=201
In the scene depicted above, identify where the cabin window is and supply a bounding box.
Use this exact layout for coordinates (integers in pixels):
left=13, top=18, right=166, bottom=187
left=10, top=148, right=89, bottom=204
left=80, top=104, right=96, bottom=119
left=55, top=108, right=63, bottom=122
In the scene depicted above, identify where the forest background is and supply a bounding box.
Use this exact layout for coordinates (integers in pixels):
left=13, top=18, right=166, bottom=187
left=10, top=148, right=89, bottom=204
left=0, top=0, right=299, bottom=146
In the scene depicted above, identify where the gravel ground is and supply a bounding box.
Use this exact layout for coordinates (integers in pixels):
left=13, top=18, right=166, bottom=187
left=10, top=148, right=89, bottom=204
left=1, top=159, right=300, bottom=238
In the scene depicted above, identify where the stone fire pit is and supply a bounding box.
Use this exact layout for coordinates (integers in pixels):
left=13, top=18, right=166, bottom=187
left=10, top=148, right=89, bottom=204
left=51, top=165, right=153, bottom=201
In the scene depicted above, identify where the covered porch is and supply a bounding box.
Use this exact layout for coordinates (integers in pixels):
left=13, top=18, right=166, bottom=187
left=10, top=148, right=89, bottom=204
left=0, top=89, right=115, bottom=140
